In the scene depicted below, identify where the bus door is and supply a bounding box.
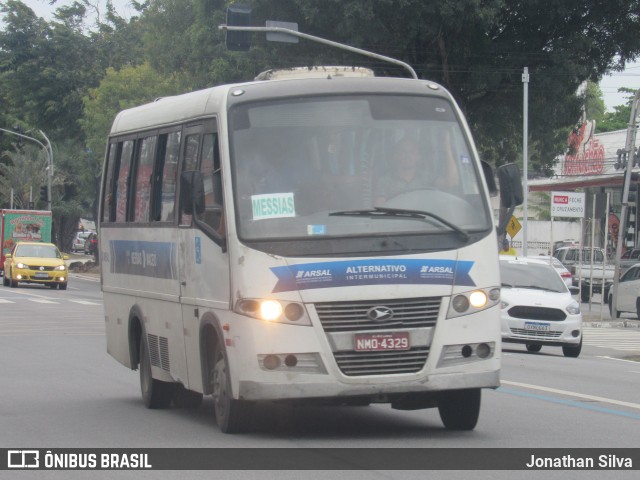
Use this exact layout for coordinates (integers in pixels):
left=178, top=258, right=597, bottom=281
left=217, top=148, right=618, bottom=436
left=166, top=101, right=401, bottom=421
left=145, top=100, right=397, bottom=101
left=177, top=122, right=231, bottom=390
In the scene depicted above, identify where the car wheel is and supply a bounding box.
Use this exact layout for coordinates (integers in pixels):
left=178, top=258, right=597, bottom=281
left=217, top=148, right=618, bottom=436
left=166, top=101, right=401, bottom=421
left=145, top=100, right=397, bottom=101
left=3, top=274, right=8, bottom=287
left=580, top=287, right=590, bottom=303
left=9, top=274, right=18, bottom=288
left=526, top=344, right=542, bottom=353
left=58, top=283, right=68, bottom=290
left=562, top=338, right=582, bottom=358
left=139, top=334, right=175, bottom=408
left=636, top=298, right=640, bottom=320
left=212, top=346, right=252, bottom=433
left=608, top=296, right=621, bottom=318
left=438, top=388, right=481, bottom=431
left=48, top=283, right=57, bottom=289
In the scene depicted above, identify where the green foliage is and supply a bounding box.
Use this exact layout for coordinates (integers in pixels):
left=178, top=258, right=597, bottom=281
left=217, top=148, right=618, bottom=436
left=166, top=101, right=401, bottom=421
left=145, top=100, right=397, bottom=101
left=2, top=0, right=640, bottom=233
left=597, top=88, right=637, bottom=132
left=81, top=62, right=189, bottom=162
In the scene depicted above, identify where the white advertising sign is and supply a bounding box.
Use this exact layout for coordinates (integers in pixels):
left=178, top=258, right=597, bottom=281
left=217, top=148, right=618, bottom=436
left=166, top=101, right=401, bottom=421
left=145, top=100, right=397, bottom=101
left=550, top=191, right=585, bottom=218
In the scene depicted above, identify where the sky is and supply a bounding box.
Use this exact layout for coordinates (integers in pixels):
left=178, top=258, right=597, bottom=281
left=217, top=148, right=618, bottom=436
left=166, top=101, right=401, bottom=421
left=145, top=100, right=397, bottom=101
left=7, top=1, right=640, bottom=112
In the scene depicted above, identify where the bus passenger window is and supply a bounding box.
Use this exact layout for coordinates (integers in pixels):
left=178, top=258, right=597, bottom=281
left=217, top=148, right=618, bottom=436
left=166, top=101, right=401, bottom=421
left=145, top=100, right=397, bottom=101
left=133, top=136, right=157, bottom=223
left=158, top=131, right=180, bottom=222
left=180, top=134, right=201, bottom=226
left=198, top=133, right=225, bottom=234
left=115, top=140, right=134, bottom=223
left=102, top=143, right=118, bottom=223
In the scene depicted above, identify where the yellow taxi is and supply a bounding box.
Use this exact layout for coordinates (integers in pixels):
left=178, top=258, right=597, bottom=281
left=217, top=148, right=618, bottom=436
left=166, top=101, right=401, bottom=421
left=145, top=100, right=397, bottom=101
left=2, top=242, right=69, bottom=290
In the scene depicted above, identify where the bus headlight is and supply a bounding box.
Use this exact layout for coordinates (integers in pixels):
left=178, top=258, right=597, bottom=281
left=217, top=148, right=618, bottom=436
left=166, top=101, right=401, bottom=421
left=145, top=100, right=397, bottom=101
left=235, top=299, right=312, bottom=326
left=446, top=287, right=500, bottom=319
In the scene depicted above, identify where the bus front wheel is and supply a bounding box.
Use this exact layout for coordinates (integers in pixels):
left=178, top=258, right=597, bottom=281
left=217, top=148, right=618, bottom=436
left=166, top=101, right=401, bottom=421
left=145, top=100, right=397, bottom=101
left=139, top=335, right=175, bottom=408
left=438, top=388, right=481, bottom=431
left=212, top=348, right=251, bottom=433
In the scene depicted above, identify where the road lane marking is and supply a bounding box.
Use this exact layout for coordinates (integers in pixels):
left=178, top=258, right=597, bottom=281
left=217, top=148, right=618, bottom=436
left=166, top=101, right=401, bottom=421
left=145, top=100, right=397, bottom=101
left=0, top=299, right=15, bottom=304
left=28, top=299, right=58, bottom=304
left=498, top=387, right=640, bottom=420
left=69, top=300, right=102, bottom=305
left=501, top=380, right=640, bottom=410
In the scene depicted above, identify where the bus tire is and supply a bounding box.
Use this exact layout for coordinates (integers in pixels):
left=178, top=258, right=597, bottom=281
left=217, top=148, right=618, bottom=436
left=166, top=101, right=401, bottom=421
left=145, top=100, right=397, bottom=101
left=212, top=348, right=251, bottom=433
left=438, top=388, right=481, bottom=431
left=139, top=334, right=175, bottom=409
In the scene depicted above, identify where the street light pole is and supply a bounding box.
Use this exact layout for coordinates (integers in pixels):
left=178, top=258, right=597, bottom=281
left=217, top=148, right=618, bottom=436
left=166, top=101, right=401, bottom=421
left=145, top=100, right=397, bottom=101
left=0, top=127, right=53, bottom=211
left=38, top=129, right=54, bottom=212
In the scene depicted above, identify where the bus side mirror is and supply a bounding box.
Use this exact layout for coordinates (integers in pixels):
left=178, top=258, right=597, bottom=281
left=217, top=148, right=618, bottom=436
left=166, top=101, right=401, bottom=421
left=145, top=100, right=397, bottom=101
left=497, top=163, right=523, bottom=208
left=225, top=4, right=252, bottom=51
left=180, top=171, right=205, bottom=215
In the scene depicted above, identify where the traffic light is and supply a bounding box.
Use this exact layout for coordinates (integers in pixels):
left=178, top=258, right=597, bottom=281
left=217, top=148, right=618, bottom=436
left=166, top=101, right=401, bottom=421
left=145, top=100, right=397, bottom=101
left=39, top=185, right=48, bottom=202
left=225, top=4, right=252, bottom=51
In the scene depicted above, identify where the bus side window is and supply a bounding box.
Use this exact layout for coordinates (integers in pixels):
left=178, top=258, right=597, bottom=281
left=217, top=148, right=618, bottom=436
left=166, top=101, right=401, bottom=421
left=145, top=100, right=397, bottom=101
left=152, top=131, right=180, bottom=222
left=179, top=134, right=201, bottom=226
left=101, top=143, right=119, bottom=223
left=198, top=133, right=225, bottom=234
left=115, top=140, right=134, bottom=223
left=132, top=135, right=157, bottom=223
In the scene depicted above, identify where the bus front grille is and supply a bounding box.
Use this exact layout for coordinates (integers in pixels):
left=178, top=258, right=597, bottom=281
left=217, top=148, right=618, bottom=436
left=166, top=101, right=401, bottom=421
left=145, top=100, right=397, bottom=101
left=315, top=297, right=441, bottom=333
left=332, top=347, right=429, bottom=376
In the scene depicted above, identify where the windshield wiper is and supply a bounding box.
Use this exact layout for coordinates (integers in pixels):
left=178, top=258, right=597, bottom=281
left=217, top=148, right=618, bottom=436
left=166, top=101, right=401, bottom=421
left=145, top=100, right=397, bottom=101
left=329, top=207, right=470, bottom=241
left=514, top=285, right=558, bottom=292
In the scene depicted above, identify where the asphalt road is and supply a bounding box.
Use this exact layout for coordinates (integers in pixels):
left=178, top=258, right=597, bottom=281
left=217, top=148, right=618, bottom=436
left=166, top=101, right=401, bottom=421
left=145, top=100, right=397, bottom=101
left=0, top=276, right=638, bottom=479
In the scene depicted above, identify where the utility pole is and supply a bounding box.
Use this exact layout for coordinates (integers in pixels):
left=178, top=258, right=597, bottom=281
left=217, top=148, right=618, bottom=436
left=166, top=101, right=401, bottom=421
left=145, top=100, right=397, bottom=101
left=612, top=88, right=640, bottom=314
left=522, top=67, right=529, bottom=255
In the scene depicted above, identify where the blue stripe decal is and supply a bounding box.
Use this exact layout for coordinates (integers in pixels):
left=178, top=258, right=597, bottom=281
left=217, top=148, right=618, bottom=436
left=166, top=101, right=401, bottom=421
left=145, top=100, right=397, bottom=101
left=110, top=240, right=176, bottom=279
left=498, top=387, right=640, bottom=420
left=270, top=259, right=474, bottom=293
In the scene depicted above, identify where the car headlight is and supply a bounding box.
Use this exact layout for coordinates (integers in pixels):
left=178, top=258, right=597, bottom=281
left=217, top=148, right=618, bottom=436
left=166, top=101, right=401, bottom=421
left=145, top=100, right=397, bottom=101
left=54, top=265, right=66, bottom=271
left=16, top=263, right=27, bottom=269
left=235, top=298, right=311, bottom=326
left=565, top=300, right=580, bottom=315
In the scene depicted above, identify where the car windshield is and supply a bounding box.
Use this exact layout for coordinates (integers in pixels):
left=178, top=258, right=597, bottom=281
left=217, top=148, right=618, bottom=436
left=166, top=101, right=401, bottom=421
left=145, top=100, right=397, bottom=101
left=500, top=261, right=567, bottom=293
left=15, top=244, right=61, bottom=259
left=229, top=94, right=491, bottom=256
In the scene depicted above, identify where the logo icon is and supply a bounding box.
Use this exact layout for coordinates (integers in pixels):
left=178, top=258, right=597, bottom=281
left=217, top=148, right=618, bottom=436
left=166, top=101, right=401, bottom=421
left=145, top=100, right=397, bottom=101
left=366, top=306, right=394, bottom=322
left=8, top=450, right=39, bottom=468
left=39, top=266, right=45, bottom=271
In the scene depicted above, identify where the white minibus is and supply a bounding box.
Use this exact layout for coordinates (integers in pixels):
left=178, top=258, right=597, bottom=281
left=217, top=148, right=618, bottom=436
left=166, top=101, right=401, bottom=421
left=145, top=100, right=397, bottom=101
left=99, top=70, right=519, bottom=432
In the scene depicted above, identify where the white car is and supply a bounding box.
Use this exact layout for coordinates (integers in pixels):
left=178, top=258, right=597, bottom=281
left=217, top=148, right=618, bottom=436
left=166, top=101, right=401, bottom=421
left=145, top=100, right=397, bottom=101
left=527, top=255, right=573, bottom=288
left=72, top=231, right=93, bottom=253
left=608, top=263, right=640, bottom=319
left=499, top=256, right=583, bottom=357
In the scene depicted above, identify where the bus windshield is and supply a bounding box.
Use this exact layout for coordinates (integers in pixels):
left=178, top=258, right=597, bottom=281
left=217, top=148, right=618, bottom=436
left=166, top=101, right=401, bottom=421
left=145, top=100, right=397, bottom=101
left=229, top=94, right=491, bottom=251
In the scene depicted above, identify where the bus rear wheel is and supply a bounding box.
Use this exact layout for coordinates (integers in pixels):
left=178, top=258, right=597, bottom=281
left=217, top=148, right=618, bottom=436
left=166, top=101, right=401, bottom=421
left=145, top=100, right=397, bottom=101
left=438, top=388, right=481, bottom=431
left=212, top=348, right=251, bottom=433
left=139, top=334, right=175, bottom=408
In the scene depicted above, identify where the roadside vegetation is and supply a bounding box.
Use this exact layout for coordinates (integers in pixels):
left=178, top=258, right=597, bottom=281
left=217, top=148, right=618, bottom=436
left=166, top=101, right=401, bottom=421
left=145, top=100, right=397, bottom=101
left=1, top=0, right=639, bottom=250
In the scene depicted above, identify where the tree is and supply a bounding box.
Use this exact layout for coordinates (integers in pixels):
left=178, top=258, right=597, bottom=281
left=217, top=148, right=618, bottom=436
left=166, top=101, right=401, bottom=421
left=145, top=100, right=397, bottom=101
left=0, top=144, right=51, bottom=209
left=597, top=87, right=638, bottom=132
left=81, top=62, right=188, bottom=163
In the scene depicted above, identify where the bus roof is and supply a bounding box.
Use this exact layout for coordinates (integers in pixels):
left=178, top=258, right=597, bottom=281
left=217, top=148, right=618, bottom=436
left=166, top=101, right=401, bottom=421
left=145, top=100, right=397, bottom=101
left=109, top=76, right=450, bottom=137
